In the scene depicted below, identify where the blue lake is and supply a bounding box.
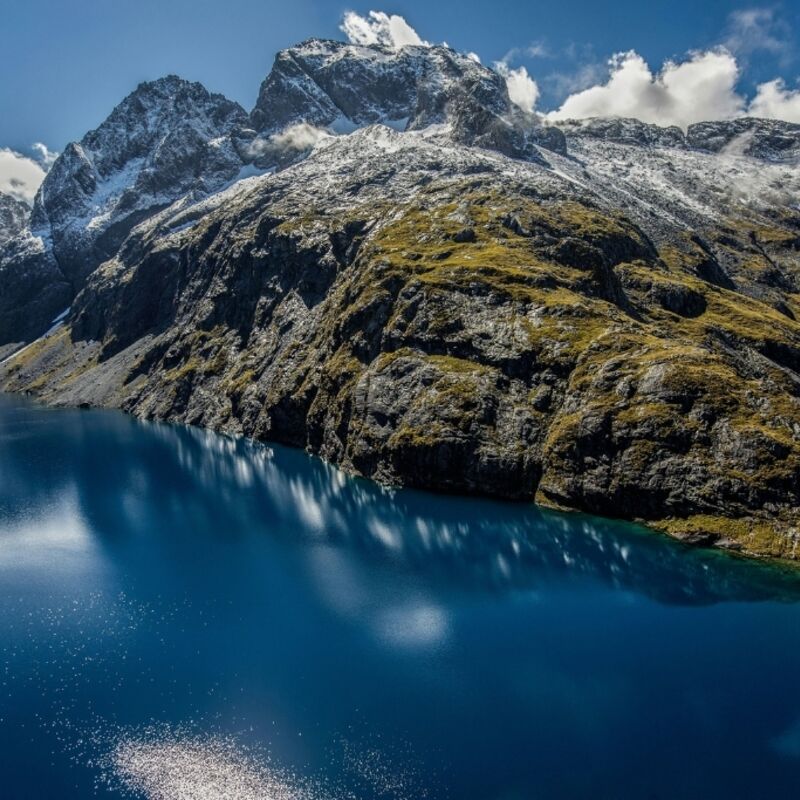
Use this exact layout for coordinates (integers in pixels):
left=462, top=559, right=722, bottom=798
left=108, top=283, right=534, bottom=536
left=2, top=393, right=800, bottom=799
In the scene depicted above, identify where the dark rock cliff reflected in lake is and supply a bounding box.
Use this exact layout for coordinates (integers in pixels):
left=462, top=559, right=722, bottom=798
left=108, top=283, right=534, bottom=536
left=2, top=394, right=800, bottom=799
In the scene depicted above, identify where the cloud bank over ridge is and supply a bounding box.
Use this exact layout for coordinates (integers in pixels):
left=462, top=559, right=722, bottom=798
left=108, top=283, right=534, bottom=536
left=546, top=49, right=745, bottom=128
left=546, top=48, right=800, bottom=127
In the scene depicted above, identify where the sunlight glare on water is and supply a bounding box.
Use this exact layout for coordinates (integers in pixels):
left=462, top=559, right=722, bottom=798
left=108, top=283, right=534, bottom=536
left=2, top=395, right=800, bottom=799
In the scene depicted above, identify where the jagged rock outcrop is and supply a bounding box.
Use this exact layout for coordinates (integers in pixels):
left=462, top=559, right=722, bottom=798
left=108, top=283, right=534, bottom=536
left=0, top=193, right=29, bottom=244
left=687, top=118, right=800, bottom=161
left=0, top=194, right=69, bottom=358
left=0, top=234, right=70, bottom=358
left=555, top=117, right=687, bottom=148
left=557, top=116, right=800, bottom=163
left=2, top=36, right=800, bottom=561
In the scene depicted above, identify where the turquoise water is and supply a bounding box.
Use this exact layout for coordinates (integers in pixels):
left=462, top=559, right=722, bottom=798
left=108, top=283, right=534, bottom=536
left=2, top=393, right=800, bottom=799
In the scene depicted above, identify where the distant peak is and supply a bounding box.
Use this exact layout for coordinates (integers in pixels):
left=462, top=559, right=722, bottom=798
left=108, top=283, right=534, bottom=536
left=125, top=75, right=239, bottom=107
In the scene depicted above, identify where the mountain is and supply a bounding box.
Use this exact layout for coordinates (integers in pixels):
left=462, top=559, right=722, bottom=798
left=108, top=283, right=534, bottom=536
left=31, top=75, right=251, bottom=284
left=250, top=39, right=564, bottom=161
left=2, top=38, right=800, bottom=560
left=0, top=77, right=253, bottom=352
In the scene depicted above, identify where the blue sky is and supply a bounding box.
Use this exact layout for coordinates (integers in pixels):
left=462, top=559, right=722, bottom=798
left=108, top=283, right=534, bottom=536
left=2, top=1, right=799, bottom=155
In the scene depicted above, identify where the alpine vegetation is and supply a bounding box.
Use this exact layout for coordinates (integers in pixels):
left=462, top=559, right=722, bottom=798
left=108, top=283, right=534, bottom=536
left=2, top=13, right=800, bottom=560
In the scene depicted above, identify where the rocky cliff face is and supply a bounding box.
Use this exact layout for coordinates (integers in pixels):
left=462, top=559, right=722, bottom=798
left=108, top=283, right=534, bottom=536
left=2, top=38, right=800, bottom=560
left=0, top=192, right=70, bottom=358
left=686, top=118, right=800, bottom=161
left=0, top=193, right=29, bottom=245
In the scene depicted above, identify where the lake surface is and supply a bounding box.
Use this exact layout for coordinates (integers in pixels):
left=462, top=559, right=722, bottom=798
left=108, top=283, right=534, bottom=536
left=2, top=394, right=800, bottom=799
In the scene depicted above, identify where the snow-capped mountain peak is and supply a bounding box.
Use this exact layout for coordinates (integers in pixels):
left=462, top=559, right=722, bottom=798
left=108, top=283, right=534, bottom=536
left=249, top=38, right=563, bottom=162
left=30, top=75, right=251, bottom=285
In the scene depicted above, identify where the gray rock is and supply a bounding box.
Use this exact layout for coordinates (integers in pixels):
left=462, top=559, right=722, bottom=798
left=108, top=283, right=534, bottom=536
left=0, top=233, right=71, bottom=346
left=0, top=193, right=29, bottom=245
left=687, top=118, right=800, bottom=162
left=0, top=76, right=252, bottom=348
left=557, top=117, right=687, bottom=148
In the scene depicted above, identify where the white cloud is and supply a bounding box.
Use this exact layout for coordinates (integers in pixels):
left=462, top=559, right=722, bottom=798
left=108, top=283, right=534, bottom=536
left=31, top=142, right=59, bottom=170
left=270, top=122, right=330, bottom=150
left=500, top=43, right=549, bottom=63
left=0, top=147, right=47, bottom=204
left=525, top=42, right=549, bottom=59
left=544, top=61, right=608, bottom=98
left=495, top=61, right=540, bottom=114
left=548, top=49, right=745, bottom=129
left=537, top=9, right=800, bottom=126
left=245, top=123, right=331, bottom=161
left=340, top=10, right=430, bottom=50
left=724, top=8, right=791, bottom=61
left=749, top=78, right=800, bottom=123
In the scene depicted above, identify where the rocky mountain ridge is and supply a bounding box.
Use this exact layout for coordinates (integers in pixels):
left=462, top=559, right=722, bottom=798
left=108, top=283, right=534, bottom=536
left=2, top=36, right=800, bottom=560
left=558, top=116, right=800, bottom=160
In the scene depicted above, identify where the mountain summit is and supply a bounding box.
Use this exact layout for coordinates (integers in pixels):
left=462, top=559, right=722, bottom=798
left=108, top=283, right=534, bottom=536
left=31, top=76, right=250, bottom=285
left=250, top=39, right=563, bottom=159
left=2, top=34, right=800, bottom=560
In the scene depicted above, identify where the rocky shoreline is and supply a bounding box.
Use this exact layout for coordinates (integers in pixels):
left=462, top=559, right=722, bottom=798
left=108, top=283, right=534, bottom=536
left=2, top=40, right=800, bottom=561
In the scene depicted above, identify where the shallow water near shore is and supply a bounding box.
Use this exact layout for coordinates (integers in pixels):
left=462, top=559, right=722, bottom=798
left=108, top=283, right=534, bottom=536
left=2, top=393, right=800, bottom=799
